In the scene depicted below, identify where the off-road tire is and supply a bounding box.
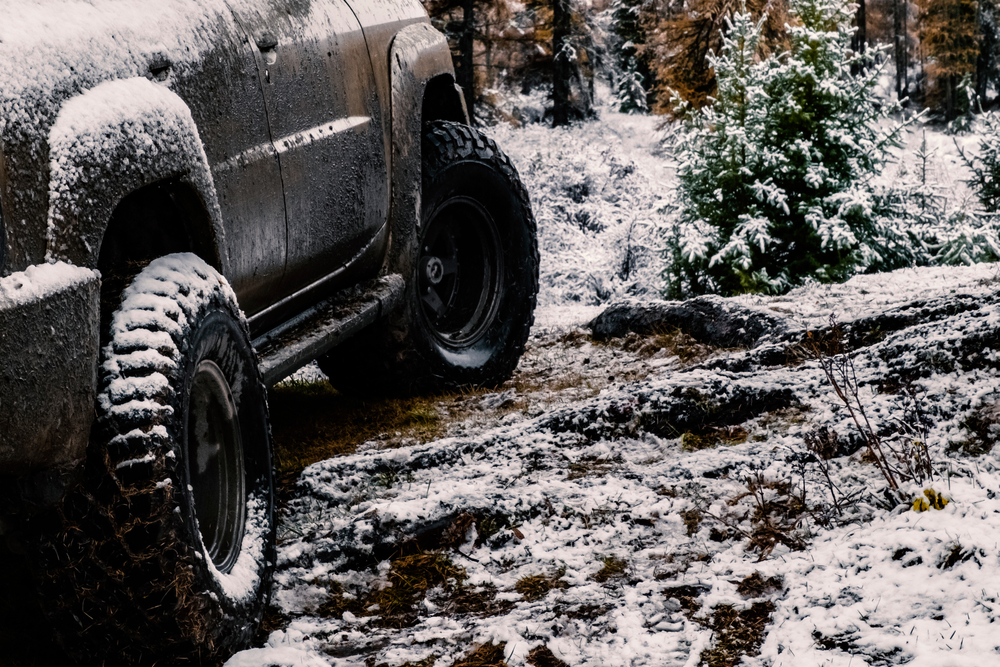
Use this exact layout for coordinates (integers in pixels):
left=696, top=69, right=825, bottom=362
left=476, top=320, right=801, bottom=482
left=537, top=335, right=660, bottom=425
left=321, top=121, right=538, bottom=393
left=28, top=254, right=275, bottom=666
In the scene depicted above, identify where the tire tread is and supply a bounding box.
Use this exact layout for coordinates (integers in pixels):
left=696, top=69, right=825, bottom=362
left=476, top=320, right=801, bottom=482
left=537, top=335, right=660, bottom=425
left=25, top=255, right=269, bottom=666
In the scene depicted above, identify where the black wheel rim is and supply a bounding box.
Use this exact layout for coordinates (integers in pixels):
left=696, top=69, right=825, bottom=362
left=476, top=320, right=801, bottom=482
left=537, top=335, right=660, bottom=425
left=419, top=196, right=503, bottom=348
left=187, top=359, right=246, bottom=573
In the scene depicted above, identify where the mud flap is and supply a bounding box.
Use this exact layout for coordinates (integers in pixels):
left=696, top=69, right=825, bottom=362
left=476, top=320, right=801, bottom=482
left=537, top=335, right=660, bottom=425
left=0, top=263, right=99, bottom=476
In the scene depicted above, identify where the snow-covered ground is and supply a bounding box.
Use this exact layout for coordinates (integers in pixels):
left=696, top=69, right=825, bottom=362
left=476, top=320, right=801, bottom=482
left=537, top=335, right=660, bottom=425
left=227, top=112, right=1000, bottom=667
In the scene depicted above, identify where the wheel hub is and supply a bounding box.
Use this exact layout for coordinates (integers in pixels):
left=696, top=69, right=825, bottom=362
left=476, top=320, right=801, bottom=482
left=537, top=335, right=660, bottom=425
left=187, top=359, right=246, bottom=573
left=418, top=197, right=503, bottom=348
left=423, top=255, right=446, bottom=285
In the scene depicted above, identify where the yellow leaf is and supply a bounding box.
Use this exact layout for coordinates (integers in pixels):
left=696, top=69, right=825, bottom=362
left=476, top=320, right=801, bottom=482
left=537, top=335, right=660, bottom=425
left=912, top=488, right=949, bottom=512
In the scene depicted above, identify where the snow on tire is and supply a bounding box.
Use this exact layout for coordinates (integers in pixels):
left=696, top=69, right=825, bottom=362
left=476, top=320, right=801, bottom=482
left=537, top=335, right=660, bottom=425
left=34, top=253, right=274, bottom=666
left=321, top=121, right=539, bottom=393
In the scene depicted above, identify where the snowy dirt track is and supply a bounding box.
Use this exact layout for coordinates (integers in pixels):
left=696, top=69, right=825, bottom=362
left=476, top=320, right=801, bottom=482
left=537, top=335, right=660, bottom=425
left=222, top=113, right=1000, bottom=667
left=227, top=261, right=1000, bottom=667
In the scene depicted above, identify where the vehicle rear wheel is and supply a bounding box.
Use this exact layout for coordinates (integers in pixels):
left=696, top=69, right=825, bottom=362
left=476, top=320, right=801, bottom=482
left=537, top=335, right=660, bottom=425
left=321, top=121, right=538, bottom=393
left=30, top=254, right=275, bottom=666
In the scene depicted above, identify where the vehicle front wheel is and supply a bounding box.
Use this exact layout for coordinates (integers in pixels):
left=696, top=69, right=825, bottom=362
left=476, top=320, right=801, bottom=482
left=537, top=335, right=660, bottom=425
left=32, top=254, right=274, bottom=666
left=321, top=121, right=539, bottom=393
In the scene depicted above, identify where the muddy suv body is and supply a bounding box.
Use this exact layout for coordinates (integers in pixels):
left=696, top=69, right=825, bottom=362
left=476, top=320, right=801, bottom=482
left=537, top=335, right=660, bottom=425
left=0, top=1, right=537, bottom=663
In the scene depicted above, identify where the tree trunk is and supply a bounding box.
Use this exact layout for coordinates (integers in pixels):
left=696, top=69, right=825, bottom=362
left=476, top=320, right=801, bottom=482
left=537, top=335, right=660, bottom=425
left=853, top=0, right=867, bottom=55
left=945, top=74, right=955, bottom=118
left=850, top=0, right=867, bottom=75
left=552, top=0, right=573, bottom=126
left=485, top=35, right=493, bottom=91
left=894, top=0, right=907, bottom=99
left=976, top=0, right=991, bottom=105
left=458, top=0, right=476, bottom=121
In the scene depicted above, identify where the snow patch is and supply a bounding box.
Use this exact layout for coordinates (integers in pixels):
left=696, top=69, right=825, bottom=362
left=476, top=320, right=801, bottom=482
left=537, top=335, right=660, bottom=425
left=205, top=492, right=270, bottom=605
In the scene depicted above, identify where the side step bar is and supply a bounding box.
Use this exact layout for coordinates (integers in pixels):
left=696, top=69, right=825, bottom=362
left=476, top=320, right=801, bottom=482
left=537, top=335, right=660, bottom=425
left=253, top=274, right=405, bottom=387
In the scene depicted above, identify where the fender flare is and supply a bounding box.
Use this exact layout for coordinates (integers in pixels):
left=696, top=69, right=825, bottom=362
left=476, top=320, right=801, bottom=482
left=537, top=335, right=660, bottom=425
left=45, top=77, right=225, bottom=270
left=385, top=22, right=465, bottom=278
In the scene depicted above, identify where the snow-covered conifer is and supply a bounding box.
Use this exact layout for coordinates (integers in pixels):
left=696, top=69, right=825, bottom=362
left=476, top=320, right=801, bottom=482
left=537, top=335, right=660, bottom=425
left=665, top=0, right=909, bottom=297
left=960, top=109, right=1000, bottom=213
left=616, top=58, right=649, bottom=113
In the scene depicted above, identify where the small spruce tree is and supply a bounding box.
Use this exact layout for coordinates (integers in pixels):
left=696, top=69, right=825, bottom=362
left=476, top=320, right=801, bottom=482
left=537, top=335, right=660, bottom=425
left=665, top=0, right=909, bottom=298
left=616, top=57, right=649, bottom=113
left=946, top=73, right=978, bottom=134
left=958, top=109, right=1000, bottom=213
left=611, top=0, right=653, bottom=111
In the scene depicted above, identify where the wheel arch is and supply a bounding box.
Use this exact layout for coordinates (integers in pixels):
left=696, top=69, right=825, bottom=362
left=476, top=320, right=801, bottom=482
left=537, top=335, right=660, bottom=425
left=45, top=77, right=226, bottom=273
left=96, top=178, right=220, bottom=284
left=422, top=73, right=469, bottom=128
left=386, top=23, right=468, bottom=280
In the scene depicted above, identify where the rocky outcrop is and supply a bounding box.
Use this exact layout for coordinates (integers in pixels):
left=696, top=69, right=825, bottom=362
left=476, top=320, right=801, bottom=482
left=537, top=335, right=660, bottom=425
left=561, top=288, right=1000, bottom=449
left=589, top=295, right=789, bottom=349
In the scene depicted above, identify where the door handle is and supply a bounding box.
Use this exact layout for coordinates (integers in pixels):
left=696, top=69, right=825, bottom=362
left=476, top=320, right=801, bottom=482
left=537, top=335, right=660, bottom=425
left=148, top=54, right=172, bottom=82
left=255, top=32, right=278, bottom=66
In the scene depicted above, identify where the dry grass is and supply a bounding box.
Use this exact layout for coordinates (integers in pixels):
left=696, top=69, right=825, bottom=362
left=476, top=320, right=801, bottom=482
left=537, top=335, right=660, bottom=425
left=592, top=556, right=628, bottom=583
left=806, top=321, right=934, bottom=490
left=315, top=580, right=367, bottom=619
left=662, top=583, right=710, bottom=615
left=318, top=555, right=515, bottom=628
left=367, top=657, right=438, bottom=667
left=681, top=508, right=703, bottom=536
left=562, top=503, right=618, bottom=529
left=316, top=551, right=468, bottom=629
left=566, top=456, right=618, bottom=480
left=372, top=552, right=467, bottom=621
left=446, top=583, right=517, bottom=617
left=952, top=397, right=1000, bottom=455
left=558, top=602, right=612, bottom=619
left=526, top=645, right=570, bottom=667
left=754, top=405, right=812, bottom=436
left=268, top=380, right=452, bottom=476
left=736, top=572, right=783, bottom=598
left=698, top=601, right=776, bottom=667
left=515, top=568, right=569, bottom=602
left=681, top=426, right=748, bottom=451
left=600, top=328, right=721, bottom=365
left=396, top=657, right=438, bottom=667
left=269, top=359, right=592, bottom=480
left=453, top=642, right=509, bottom=667
left=510, top=369, right=595, bottom=395
left=474, top=512, right=516, bottom=546
left=708, top=473, right=809, bottom=560
left=268, top=325, right=699, bottom=480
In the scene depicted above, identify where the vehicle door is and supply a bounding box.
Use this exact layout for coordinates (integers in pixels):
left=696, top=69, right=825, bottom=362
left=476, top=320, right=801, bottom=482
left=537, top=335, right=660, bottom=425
left=168, top=2, right=287, bottom=317
left=228, top=0, right=389, bottom=297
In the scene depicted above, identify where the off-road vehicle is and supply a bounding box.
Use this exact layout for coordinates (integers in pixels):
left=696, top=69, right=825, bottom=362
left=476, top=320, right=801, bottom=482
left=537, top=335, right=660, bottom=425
left=0, top=1, right=537, bottom=664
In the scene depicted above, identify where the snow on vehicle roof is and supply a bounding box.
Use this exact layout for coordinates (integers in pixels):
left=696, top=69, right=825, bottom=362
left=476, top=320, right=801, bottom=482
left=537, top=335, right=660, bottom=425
left=0, top=1, right=222, bottom=132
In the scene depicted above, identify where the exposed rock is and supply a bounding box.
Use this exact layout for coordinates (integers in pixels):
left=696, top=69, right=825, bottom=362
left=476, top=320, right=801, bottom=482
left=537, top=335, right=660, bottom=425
left=538, top=373, right=798, bottom=442
left=593, top=290, right=1000, bottom=376
left=588, top=295, right=789, bottom=348
left=535, top=287, right=1000, bottom=452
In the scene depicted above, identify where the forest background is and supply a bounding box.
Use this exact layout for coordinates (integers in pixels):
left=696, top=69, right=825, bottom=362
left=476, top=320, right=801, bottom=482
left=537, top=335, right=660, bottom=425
left=421, top=0, right=1000, bottom=304
left=423, top=0, right=990, bottom=126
